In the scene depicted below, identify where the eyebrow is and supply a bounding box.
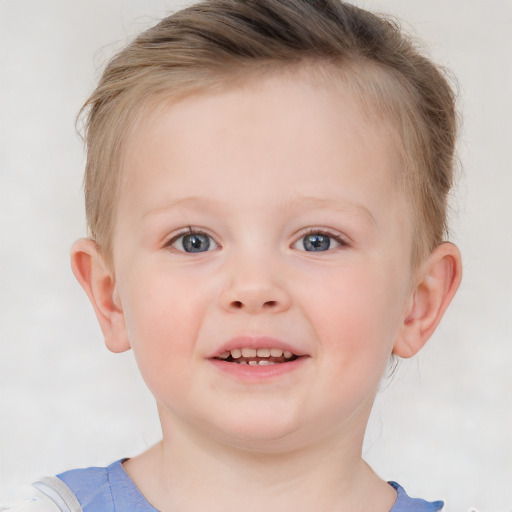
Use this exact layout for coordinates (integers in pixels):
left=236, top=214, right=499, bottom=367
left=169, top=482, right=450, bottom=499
left=287, top=196, right=377, bottom=225
left=143, top=197, right=225, bottom=219
left=143, top=195, right=376, bottom=225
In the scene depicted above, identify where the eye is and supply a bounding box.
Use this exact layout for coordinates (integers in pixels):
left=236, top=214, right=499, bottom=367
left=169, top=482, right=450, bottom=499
left=168, top=230, right=218, bottom=253
left=293, top=230, right=345, bottom=252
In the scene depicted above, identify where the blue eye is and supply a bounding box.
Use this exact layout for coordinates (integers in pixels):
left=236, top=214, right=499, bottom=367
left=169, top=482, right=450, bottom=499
left=294, top=231, right=344, bottom=252
left=302, top=233, right=330, bottom=251
left=170, top=231, right=218, bottom=253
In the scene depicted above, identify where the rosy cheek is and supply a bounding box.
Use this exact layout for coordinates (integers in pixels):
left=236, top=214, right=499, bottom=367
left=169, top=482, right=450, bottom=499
left=127, top=282, right=202, bottom=355
left=310, top=272, right=394, bottom=346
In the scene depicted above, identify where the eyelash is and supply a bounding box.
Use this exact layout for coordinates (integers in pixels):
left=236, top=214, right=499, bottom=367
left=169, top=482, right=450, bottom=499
left=295, top=228, right=350, bottom=250
left=164, top=227, right=219, bottom=253
left=164, top=227, right=349, bottom=253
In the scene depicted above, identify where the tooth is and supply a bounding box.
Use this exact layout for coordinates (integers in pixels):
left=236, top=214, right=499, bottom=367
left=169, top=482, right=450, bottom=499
left=248, top=360, right=257, bottom=366
left=218, top=352, right=230, bottom=359
left=231, top=348, right=242, bottom=359
left=284, top=350, right=293, bottom=359
left=242, top=348, right=257, bottom=357
left=256, top=348, right=271, bottom=357
left=270, top=348, right=283, bottom=357
left=257, top=360, right=272, bottom=365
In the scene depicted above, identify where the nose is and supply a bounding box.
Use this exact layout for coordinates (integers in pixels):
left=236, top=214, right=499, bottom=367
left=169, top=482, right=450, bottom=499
left=219, top=256, right=292, bottom=314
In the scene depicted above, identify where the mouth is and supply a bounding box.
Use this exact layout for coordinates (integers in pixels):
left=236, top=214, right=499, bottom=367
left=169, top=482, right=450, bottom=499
left=208, top=337, right=308, bottom=379
left=214, top=347, right=299, bottom=366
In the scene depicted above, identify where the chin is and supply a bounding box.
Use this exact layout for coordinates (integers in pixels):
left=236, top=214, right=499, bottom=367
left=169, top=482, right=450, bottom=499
left=205, top=409, right=310, bottom=453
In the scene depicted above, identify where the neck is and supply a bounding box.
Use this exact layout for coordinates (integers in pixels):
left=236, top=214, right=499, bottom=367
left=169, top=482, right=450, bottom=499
left=124, top=403, right=396, bottom=512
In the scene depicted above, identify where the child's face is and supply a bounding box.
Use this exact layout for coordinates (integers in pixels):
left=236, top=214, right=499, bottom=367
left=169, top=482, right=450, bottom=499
left=110, top=74, right=415, bottom=450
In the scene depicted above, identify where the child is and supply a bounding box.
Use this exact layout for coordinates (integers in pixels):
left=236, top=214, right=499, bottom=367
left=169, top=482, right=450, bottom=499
left=4, top=0, right=462, bottom=510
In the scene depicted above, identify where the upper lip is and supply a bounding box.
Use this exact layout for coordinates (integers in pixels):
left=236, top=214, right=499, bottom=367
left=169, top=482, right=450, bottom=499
left=208, top=336, right=308, bottom=359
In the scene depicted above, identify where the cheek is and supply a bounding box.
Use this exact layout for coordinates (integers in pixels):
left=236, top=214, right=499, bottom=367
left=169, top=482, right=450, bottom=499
left=300, top=263, right=406, bottom=362
left=119, top=266, right=211, bottom=386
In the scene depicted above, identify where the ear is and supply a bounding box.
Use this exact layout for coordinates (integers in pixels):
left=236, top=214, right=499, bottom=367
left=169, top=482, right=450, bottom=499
left=393, top=242, right=462, bottom=358
left=70, top=238, right=131, bottom=353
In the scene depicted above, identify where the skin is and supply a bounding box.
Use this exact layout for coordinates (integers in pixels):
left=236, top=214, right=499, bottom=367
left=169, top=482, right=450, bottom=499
left=72, top=73, right=462, bottom=511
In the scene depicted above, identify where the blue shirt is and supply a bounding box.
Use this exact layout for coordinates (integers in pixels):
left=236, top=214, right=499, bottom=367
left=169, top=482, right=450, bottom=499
left=57, top=460, right=444, bottom=511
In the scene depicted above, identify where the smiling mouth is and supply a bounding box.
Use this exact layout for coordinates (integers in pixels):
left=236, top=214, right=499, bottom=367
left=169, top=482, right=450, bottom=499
left=214, top=347, right=299, bottom=365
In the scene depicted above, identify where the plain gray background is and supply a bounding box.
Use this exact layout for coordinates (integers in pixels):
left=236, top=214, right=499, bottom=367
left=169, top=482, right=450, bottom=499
left=1, top=1, right=511, bottom=510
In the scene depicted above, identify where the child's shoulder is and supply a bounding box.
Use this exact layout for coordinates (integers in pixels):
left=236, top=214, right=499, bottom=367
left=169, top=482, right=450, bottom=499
left=389, top=481, right=444, bottom=512
left=56, top=460, right=156, bottom=512
left=55, top=463, right=113, bottom=512
left=0, top=460, right=155, bottom=512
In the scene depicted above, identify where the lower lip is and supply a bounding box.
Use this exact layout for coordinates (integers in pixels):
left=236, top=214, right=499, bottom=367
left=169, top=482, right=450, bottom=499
left=208, top=357, right=308, bottom=382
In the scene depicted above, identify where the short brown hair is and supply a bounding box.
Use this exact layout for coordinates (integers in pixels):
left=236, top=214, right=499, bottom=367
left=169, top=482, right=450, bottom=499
left=80, top=0, right=458, bottom=266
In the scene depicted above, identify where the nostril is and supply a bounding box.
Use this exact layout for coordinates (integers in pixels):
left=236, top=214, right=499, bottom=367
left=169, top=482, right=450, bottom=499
left=229, top=300, right=278, bottom=310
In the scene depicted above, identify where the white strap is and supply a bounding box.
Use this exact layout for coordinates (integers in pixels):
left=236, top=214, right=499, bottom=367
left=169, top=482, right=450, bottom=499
left=0, top=483, right=61, bottom=512
left=31, top=479, right=82, bottom=512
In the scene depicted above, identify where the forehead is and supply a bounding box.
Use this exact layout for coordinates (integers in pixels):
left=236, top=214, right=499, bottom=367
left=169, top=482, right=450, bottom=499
left=116, top=73, right=408, bottom=240
left=122, top=72, right=400, bottom=185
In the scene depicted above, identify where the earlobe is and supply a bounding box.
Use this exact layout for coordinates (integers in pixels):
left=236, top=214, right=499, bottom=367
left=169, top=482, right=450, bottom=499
left=70, top=238, right=131, bottom=353
left=393, top=242, right=462, bottom=359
